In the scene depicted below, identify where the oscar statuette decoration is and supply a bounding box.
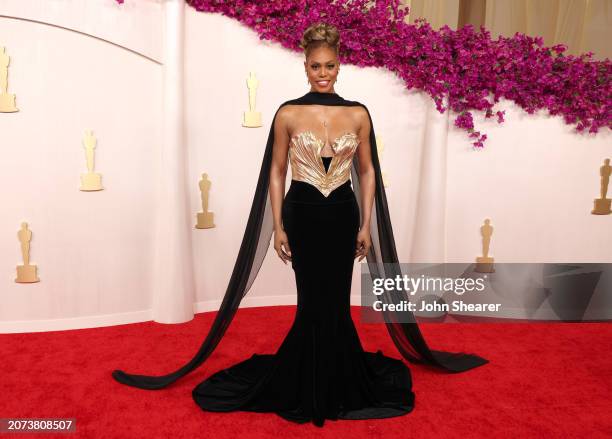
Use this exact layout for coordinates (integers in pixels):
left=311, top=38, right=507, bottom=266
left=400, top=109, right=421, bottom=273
left=79, top=130, right=103, bottom=191
left=475, top=218, right=495, bottom=273
left=242, top=71, right=262, bottom=127
left=15, top=222, right=40, bottom=283
left=196, top=173, right=215, bottom=229
left=0, top=46, right=18, bottom=112
left=591, top=158, right=611, bottom=215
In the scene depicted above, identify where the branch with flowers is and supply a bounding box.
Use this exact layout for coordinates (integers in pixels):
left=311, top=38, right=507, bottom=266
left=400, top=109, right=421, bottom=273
left=116, top=0, right=611, bottom=148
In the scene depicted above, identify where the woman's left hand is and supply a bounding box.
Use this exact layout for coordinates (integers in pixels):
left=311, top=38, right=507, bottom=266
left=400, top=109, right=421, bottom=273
left=355, top=227, right=371, bottom=262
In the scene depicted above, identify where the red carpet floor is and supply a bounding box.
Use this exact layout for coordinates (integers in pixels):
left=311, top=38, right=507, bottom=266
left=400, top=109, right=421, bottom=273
left=1, top=306, right=611, bottom=438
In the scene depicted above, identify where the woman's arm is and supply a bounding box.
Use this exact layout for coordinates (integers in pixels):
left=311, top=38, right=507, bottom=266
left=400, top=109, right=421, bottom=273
left=269, top=106, right=292, bottom=264
left=354, top=107, right=374, bottom=261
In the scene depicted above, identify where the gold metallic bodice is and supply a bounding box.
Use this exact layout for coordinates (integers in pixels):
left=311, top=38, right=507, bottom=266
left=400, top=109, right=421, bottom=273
left=288, top=131, right=360, bottom=197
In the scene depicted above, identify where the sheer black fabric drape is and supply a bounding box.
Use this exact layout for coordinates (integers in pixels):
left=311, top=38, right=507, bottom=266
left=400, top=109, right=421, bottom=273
left=112, top=91, right=487, bottom=391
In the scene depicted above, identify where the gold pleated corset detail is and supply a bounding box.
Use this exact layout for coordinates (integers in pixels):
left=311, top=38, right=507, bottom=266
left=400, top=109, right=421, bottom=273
left=288, top=131, right=360, bottom=197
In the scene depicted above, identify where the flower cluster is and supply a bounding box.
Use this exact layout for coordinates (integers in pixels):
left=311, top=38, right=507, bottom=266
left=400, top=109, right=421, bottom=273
left=116, top=0, right=611, bottom=148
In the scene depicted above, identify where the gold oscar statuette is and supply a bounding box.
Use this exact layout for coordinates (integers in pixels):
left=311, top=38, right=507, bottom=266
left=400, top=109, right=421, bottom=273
left=0, top=46, right=18, bottom=112
left=376, top=136, right=388, bottom=187
left=15, top=222, right=40, bottom=283
left=242, top=71, right=262, bottom=127
left=79, top=130, right=104, bottom=191
left=591, top=158, right=611, bottom=215
left=196, top=173, right=215, bottom=229
left=475, top=218, right=495, bottom=273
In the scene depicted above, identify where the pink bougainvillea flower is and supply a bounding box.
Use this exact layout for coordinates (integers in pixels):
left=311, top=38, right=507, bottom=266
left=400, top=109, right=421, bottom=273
left=115, top=0, right=611, bottom=148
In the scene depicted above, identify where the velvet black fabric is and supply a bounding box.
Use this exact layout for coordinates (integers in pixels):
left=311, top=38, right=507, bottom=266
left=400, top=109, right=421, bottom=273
left=112, top=91, right=488, bottom=400
left=192, top=178, right=414, bottom=426
left=321, top=155, right=333, bottom=173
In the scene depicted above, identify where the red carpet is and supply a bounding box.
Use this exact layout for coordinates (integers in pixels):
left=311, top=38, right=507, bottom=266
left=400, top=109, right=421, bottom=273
left=1, top=306, right=611, bottom=438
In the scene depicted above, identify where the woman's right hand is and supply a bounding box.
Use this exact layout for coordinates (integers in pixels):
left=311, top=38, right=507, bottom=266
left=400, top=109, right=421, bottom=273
left=274, top=229, right=292, bottom=265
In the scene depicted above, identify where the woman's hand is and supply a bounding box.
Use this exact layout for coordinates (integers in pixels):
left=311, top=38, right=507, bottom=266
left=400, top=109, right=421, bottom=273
left=274, top=229, right=292, bottom=265
left=355, top=227, right=371, bottom=262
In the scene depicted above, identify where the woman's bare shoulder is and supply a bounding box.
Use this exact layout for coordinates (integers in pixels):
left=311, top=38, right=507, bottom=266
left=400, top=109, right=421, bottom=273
left=349, top=105, right=368, bottom=117
left=348, top=105, right=369, bottom=124
left=276, top=104, right=301, bottom=120
left=349, top=106, right=369, bottom=135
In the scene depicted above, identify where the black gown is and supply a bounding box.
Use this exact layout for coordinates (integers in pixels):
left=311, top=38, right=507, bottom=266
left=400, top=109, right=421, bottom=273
left=112, top=91, right=487, bottom=427
left=192, top=160, right=414, bottom=427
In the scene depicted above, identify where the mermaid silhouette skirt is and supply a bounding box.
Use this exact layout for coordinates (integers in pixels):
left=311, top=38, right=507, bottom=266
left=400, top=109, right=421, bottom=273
left=193, top=161, right=414, bottom=427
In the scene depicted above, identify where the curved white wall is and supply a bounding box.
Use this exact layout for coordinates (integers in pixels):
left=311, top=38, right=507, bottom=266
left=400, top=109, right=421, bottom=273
left=0, top=0, right=162, bottom=331
left=1, top=1, right=610, bottom=333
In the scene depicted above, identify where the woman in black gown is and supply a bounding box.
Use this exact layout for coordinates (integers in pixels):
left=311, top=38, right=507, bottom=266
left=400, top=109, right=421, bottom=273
left=192, top=24, right=413, bottom=426
left=112, top=22, right=487, bottom=428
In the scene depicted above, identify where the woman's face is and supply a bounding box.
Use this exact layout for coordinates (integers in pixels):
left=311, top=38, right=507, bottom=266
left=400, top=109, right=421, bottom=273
left=304, top=45, right=339, bottom=92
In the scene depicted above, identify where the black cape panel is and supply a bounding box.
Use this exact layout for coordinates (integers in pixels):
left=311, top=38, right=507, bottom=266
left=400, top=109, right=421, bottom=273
left=112, top=91, right=488, bottom=390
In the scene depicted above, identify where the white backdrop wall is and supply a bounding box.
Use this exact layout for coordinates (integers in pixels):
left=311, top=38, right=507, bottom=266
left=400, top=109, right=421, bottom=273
left=0, top=0, right=610, bottom=333
left=0, top=0, right=163, bottom=331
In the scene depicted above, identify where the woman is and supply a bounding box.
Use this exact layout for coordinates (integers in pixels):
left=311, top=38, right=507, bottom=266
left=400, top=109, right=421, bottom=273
left=113, top=22, right=487, bottom=428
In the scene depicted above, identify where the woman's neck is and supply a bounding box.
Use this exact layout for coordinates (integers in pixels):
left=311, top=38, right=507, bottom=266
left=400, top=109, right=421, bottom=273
left=308, top=89, right=337, bottom=94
